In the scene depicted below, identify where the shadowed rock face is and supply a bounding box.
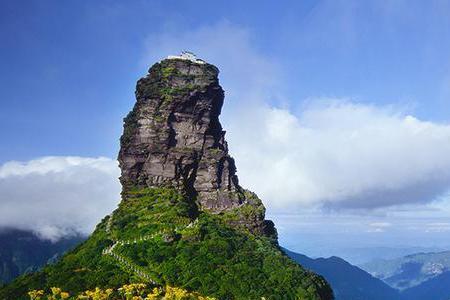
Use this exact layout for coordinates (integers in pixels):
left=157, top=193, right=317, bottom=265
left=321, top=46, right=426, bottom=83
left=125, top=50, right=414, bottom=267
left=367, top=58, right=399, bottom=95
left=118, top=59, right=241, bottom=208
left=118, top=58, right=276, bottom=237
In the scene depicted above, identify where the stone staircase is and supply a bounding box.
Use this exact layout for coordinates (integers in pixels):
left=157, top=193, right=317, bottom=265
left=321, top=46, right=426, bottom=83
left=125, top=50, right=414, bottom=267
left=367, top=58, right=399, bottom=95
left=102, top=213, right=196, bottom=283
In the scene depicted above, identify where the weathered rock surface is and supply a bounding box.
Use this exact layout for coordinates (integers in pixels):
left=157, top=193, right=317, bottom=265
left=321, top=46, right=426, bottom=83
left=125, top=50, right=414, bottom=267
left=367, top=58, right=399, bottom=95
left=118, top=57, right=275, bottom=237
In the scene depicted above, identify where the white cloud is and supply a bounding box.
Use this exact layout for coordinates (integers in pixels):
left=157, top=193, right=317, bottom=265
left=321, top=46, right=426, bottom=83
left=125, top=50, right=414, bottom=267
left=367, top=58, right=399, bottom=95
left=0, top=156, right=120, bottom=241
left=142, top=21, right=450, bottom=213
left=228, top=101, right=450, bottom=211
left=369, top=222, right=392, bottom=228
left=367, top=222, right=392, bottom=233
left=425, top=222, right=450, bottom=233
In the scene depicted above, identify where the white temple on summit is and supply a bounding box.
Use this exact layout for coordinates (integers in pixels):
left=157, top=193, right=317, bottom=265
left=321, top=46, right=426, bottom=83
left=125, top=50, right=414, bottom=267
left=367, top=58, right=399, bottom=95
left=167, top=51, right=205, bottom=64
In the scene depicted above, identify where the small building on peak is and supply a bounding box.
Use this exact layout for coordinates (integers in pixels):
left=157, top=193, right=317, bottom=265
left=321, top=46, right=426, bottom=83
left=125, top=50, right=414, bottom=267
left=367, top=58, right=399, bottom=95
left=167, top=51, right=205, bottom=64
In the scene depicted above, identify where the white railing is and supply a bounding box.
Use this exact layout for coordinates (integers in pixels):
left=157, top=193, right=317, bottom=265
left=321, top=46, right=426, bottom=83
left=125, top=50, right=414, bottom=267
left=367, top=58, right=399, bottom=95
left=102, top=216, right=197, bottom=283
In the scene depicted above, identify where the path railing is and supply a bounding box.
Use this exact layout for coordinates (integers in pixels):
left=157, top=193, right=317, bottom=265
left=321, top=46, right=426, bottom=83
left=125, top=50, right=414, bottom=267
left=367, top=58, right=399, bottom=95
left=102, top=214, right=197, bottom=283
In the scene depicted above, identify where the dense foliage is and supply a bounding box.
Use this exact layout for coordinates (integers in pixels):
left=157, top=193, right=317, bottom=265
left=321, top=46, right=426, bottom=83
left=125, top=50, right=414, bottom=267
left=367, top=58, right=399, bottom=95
left=28, top=283, right=215, bottom=299
left=0, top=188, right=332, bottom=300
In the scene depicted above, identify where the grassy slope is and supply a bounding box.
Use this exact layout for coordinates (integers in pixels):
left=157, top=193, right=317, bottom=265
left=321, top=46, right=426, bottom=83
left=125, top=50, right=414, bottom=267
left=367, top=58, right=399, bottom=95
left=0, top=188, right=332, bottom=300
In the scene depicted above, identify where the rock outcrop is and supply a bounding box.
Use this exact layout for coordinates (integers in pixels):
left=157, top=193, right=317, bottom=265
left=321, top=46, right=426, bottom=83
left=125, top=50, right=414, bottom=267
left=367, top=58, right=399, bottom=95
left=118, top=56, right=275, bottom=237
left=0, top=54, right=334, bottom=300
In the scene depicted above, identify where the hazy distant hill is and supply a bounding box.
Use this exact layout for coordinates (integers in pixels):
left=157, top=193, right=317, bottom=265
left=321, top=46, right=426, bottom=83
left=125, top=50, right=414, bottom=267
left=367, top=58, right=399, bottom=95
left=301, top=246, right=444, bottom=266
left=361, top=250, right=450, bottom=290
left=400, top=271, right=450, bottom=300
left=283, top=248, right=401, bottom=300
left=0, top=229, right=83, bottom=285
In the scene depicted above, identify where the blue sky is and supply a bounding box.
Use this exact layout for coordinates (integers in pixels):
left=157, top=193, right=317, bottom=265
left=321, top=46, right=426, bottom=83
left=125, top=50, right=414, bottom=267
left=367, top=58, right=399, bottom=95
left=2, top=1, right=450, bottom=261
left=2, top=0, right=450, bottom=162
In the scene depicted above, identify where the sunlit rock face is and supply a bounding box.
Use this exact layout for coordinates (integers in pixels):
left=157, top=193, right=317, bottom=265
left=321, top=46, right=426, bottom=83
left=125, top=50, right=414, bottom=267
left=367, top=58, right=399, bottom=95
left=118, top=57, right=276, bottom=237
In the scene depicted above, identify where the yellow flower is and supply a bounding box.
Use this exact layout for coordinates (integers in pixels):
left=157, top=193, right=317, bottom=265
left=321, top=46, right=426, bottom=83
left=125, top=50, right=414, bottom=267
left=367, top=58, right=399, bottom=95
left=51, top=287, right=62, bottom=295
left=118, top=283, right=148, bottom=298
left=77, top=287, right=114, bottom=300
left=145, top=287, right=162, bottom=300
left=28, top=290, right=44, bottom=300
left=163, top=285, right=217, bottom=300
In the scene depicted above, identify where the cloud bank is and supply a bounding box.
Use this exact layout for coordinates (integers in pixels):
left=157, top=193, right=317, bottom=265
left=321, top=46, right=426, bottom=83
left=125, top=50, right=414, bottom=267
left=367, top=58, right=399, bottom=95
left=4, top=102, right=449, bottom=241
left=141, top=21, right=450, bottom=211
left=0, top=156, right=120, bottom=241
left=230, top=102, right=450, bottom=211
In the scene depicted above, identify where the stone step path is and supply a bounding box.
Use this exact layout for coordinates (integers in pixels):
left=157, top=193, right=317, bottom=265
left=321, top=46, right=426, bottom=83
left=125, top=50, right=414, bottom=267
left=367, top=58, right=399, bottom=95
left=102, top=215, right=198, bottom=283
left=105, top=213, right=113, bottom=233
left=102, top=231, right=164, bottom=255
left=108, top=249, right=156, bottom=284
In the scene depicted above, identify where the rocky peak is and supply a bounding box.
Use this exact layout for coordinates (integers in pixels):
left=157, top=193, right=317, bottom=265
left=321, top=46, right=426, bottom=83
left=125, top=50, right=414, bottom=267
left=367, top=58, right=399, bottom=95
left=118, top=56, right=275, bottom=237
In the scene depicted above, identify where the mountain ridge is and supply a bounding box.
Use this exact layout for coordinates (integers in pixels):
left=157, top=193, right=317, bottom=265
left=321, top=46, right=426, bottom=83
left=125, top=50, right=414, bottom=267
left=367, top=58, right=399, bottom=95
left=0, top=57, right=333, bottom=299
left=283, top=248, right=401, bottom=300
left=361, top=250, right=450, bottom=290
left=0, top=229, right=83, bottom=285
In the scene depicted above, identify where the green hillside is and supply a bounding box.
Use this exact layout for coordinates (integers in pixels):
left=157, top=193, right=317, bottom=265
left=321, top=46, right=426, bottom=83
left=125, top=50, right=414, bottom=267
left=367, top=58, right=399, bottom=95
left=0, top=188, right=332, bottom=299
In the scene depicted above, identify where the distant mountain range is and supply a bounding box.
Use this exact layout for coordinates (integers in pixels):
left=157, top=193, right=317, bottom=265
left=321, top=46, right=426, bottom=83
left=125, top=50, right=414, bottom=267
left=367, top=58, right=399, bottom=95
left=286, top=247, right=450, bottom=300
left=361, top=250, right=450, bottom=290
left=0, top=229, right=83, bottom=285
left=283, top=248, right=401, bottom=300
left=297, top=246, right=444, bottom=266
left=401, top=271, right=450, bottom=300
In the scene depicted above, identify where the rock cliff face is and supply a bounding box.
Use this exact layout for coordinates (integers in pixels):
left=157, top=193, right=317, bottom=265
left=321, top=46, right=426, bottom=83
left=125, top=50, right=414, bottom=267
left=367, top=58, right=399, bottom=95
left=118, top=57, right=275, bottom=237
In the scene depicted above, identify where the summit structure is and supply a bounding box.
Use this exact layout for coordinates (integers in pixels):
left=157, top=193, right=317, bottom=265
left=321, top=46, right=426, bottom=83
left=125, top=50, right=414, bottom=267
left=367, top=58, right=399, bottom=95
left=167, top=51, right=205, bottom=64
